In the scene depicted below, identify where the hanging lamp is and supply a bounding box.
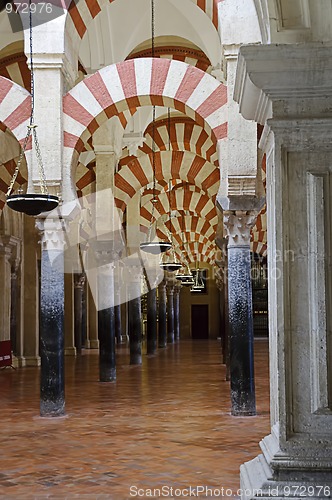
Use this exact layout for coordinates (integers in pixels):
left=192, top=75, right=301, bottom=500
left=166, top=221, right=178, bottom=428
left=191, top=250, right=205, bottom=291
left=139, top=0, right=171, bottom=255
left=6, top=0, right=59, bottom=216
left=160, top=178, right=181, bottom=272
left=176, top=206, right=195, bottom=283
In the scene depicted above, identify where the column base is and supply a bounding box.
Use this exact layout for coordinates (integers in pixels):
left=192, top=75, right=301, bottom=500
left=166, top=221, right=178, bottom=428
left=119, top=334, right=129, bottom=344
left=16, top=356, right=41, bottom=367
left=240, top=435, right=332, bottom=500
left=65, top=347, right=77, bottom=356
left=89, top=339, right=100, bottom=349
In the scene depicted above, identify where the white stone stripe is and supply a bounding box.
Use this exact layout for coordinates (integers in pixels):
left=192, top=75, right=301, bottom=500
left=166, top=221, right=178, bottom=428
left=0, top=85, right=28, bottom=122
left=63, top=114, right=87, bottom=137
left=186, top=73, right=220, bottom=111
left=70, top=83, right=103, bottom=117
left=100, top=65, right=126, bottom=105
left=12, top=120, right=30, bottom=142
left=134, top=58, right=153, bottom=98
left=205, top=104, right=227, bottom=130
left=163, top=60, right=188, bottom=99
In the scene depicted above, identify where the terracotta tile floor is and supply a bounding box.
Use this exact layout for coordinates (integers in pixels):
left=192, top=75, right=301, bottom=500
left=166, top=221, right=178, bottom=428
left=0, top=339, right=270, bottom=499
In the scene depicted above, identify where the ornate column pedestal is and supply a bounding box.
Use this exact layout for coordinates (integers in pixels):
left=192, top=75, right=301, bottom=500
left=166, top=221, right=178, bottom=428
left=222, top=209, right=260, bottom=416
left=37, top=218, right=66, bottom=417
left=158, top=281, right=167, bottom=348
left=234, top=43, right=332, bottom=498
left=166, top=282, right=175, bottom=344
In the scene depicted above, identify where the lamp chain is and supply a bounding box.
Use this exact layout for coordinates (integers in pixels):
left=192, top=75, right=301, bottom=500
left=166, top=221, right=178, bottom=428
left=6, top=0, right=48, bottom=197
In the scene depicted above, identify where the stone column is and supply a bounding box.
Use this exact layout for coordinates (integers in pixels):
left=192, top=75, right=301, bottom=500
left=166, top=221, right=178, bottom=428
left=64, top=273, right=76, bottom=356
left=234, top=43, right=332, bottom=497
left=223, top=210, right=258, bottom=416
left=126, top=266, right=142, bottom=365
left=146, top=287, right=157, bottom=355
left=21, top=216, right=40, bottom=367
left=173, top=282, right=181, bottom=341
left=158, top=281, right=167, bottom=348
left=216, top=236, right=230, bottom=378
left=114, top=269, right=123, bottom=344
left=74, top=273, right=86, bottom=354
left=37, top=218, right=66, bottom=417
left=10, top=263, right=18, bottom=356
left=87, top=284, right=99, bottom=349
left=95, top=246, right=117, bottom=382
left=0, top=244, right=11, bottom=343
left=166, top=282, right=175, bottom=344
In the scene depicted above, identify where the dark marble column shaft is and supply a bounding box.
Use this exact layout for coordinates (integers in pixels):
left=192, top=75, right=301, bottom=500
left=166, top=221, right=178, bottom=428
left=10, top=267, right=18, bottom=356
left=74, top=273, right=85, bottom=354
left=166, top=285, right=175, bottom=344
left=158, top=282, right=167, bottom=348
left=114, top=303, right=122, bottom=344
left=173, top=286, right=181, bottom=341
left=128, top=295, right=142, bottom=364
left=224, top=210, right=257, bottom=416
left=97, top=269, right=116, bottom=382
left=146, top=287, right=157, bottom=355
left=38, top=220, right=65, bottom=417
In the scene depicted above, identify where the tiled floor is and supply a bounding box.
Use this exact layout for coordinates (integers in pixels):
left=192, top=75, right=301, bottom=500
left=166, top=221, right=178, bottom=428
left=0, top=339, right=270, bottom=499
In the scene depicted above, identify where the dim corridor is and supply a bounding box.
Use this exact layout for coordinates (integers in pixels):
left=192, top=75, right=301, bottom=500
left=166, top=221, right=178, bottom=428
left=0, top=339, right=270, bottom=499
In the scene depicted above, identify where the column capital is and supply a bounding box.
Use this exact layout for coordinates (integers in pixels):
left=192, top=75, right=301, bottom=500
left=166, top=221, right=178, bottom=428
left=36, top=217, right=67, bottom=252
left=74, top=272, right=86, bottom=289
left=223, top=210, right=258, bottom=248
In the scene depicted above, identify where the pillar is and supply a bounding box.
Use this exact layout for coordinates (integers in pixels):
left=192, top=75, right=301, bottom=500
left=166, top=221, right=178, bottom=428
left=20, top=216, right=40, bottom=366
left=64, top=273, right=76, bottom=356
left=74, top=273, right=85, bottom=354
left=216, top=236, right=230, bottom=378
left=87, top=283, right=99, bottom=349
left=114, top=270, right=123, bottom=343
left=126, top=267, right=142, bottom=364
left=173, top=283, right=181, bottom=341
left=166, top=282, right=175, bottom=344
left=0, top=243, right=11, bottom=343
left=95, top=246, right=116, bottom=382
left=223, top=210, right=258, bottom=416
left=146, top=287, right=157, bottom=355
left=37, top=218, right=66, bottom=417
left=158, top=281, right=167, bottom=348
left=235, top=43, right=332, bottom=497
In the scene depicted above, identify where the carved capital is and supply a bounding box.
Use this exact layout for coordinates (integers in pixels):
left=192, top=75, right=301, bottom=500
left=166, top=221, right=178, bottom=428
left=36, top=218, right=67, bottom=252
left=74, top=272, right=86, bottom=289
left=223, top=210, right=258, bottom=248
left=215, top=267, right=225, bottom=291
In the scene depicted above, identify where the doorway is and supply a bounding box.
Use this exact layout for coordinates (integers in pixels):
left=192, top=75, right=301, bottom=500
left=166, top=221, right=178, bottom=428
left=191, top=304, right=209, bottom=339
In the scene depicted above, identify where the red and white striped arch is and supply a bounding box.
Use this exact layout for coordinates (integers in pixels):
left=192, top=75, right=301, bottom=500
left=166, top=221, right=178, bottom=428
left=0, top=157, right=28, bottom=211
left=65, top=0, right=222, bottom=49
left=0, top=53, right=30, bottom=92
left=140, top=190, right=217, bottom=232
left=251, top=155, right=267, bottom=256
left=127, top=46, right=212, bottom=73
left=63, top=58, right=227, bottom=176
left=0, top=76, right=31, bottom=147
left=113, top=151, right=220, bottom=212
left=122, top=116, right=218, bottom=166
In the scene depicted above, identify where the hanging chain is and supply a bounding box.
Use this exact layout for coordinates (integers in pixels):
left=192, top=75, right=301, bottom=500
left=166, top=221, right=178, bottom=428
left=151, top=0, right=155, bottom=58
left=6, top=0, right=47, bottom=197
